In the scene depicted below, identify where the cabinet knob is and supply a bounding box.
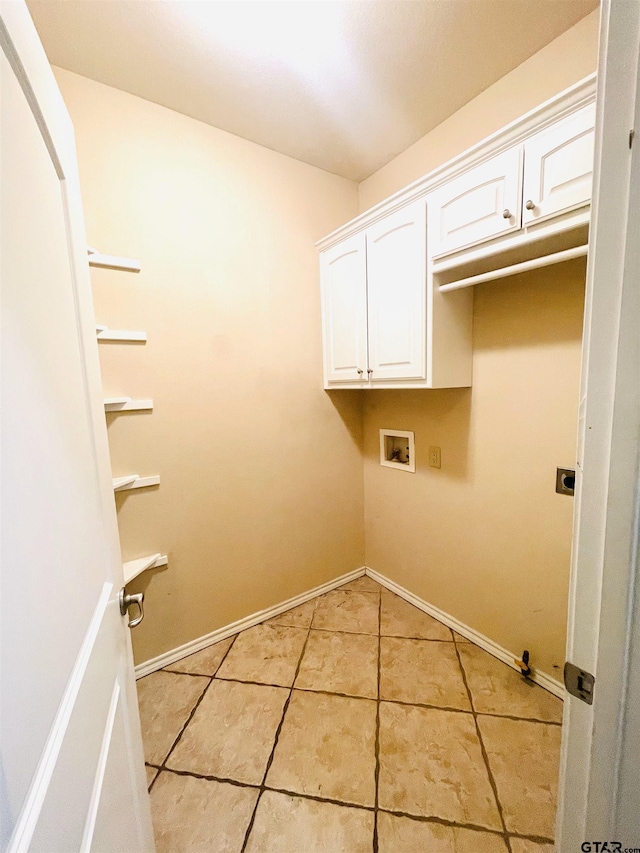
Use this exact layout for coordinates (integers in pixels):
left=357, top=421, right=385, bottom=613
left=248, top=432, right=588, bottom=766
left=356, top=368, right=364, bottom=375
left=525, top=199, right=537, bottom=210
left=502, top=208, right=512, bottom=219
left=367, top=369, right=373, bottom=375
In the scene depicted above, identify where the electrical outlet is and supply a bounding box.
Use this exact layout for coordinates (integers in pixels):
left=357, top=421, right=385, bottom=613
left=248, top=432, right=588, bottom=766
left=428, top=446, right=441, bottom=469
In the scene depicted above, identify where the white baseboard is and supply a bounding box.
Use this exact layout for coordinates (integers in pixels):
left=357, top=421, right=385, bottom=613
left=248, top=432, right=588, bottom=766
left=135, top=566, right=366, bottom=679
left=365, top=567, right=564, bottom=699
left=136, top=563, right=564, bottom=699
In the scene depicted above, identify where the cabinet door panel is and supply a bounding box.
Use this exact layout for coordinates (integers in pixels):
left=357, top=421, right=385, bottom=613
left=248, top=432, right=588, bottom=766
left=320, top=233, right=367, bottom=384
left=366, top=201, right=426, bottom=381
left=430, top=146, right=522, bottom=257
left=523, top=103, right=595, bottom=225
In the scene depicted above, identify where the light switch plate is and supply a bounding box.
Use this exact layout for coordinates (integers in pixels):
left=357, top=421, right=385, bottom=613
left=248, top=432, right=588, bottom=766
left=428, top=446, right=441, bottom=469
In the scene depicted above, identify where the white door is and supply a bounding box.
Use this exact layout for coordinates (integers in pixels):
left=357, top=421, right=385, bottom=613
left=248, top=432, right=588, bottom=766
left=366, top=201, right=427, bottom=382
left=320, top=232, right=368, bottom=385
left=0, top=5, right=154, bottom=852
left=556, top=1, right=640, bottom=849
left=523, top=102, right=596, bottom=226
left=429, top=146, right=522, bottom=257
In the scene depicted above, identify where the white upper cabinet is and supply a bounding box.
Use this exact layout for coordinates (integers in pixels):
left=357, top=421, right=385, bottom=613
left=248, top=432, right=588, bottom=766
left=317, top=75, right=596, bottom=390
left=522, top=103, right=596, bottom=226
left=430, top=147, right=523, bottom=257
left=320, top=233, right=368, bottom=384
left=366, top=201, right=427, bottom=381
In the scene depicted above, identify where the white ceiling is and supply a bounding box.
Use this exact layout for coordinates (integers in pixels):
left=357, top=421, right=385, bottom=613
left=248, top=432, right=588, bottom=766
left=26, top=0, right=598, bottom=181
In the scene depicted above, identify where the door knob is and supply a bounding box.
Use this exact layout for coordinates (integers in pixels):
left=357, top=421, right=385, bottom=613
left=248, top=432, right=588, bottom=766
left=119, top=588, right=144, bottom=628
left=525, top=199, right=537, bottom=210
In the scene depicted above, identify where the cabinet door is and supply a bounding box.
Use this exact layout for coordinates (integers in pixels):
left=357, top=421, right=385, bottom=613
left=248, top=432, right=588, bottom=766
left=430, top=146, right=522, bottom=257
left=523, top=103, right=595, bottom=225
left=366, top=200, right=427, bottom=381
left=320, top=233, right=368, bottom=384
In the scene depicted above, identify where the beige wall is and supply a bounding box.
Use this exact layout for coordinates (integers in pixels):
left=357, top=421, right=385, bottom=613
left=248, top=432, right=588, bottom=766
left=359, top=9, right=600, bottom=210
left=55, top=69, right=363, bottom=665
left=364, top=265, right=585, bottom=677
left=56, top=6, right=599, bottom=677
left=361, top=10, right=598, bottom=679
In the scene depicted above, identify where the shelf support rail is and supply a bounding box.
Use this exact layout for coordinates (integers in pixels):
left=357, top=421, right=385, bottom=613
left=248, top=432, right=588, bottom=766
left=438, top=244, right=589, bottom=293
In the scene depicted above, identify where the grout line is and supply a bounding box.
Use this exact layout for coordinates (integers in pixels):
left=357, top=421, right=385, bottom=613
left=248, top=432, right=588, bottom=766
left=147, top=762, right=555, bottom=845
left=147, top=634, right=239, bottom=794
left=162, top=668, right=221, bottom=678
left=212, top=675, right=292, bottom=690
left=148, top=679, right=211, bottom=792
left=203, top=675, right=559, bottom=726
left=309, top=625, right=378, bottom=637
left=373, top=589, right=382, bottom=853
left=379, top=807, right=554, bottom=844
left=239, top=598, right=318, bottom=853
left=146, top=589, right=557, bottom=849
left=377, top=806, right=512, bottom=837
left=506, top=833, right=557, bottom=845
left=452, top=634, right=513, bottom=853
left=338, top=589, right=381, bottom=597
left=476, top=710, right=562, bottom=727
left=258, top=785, right=374, bottom=813
left=154, top=765, right=260, bottom=791
left=312, top=626, right=455, bottom=641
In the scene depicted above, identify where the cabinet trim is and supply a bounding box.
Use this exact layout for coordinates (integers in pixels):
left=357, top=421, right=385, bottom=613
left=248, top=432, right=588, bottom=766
left=317, top=73, right=596, bottom=252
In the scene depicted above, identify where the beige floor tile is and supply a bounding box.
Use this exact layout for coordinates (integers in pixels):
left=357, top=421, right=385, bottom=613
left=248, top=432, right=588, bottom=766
left=339, top=575, right=382, bottom=594
left=378, top=702, right=501, bottom=830
left=510, top=841, right=554, bottom=853
left=477, top=716, right=561, bottom=837
left=150, top=771, right=258, bottom=853
left=380, top=637, right=471, bottom=709
left=215, top=623, right=307, bottom=687
left=266, top=599, right=316, bottom=628
left=167, top=637, right=234, bottom=676
left=245, top=790, right=373, bottom=853
left=145, top=765, right=158, bottom=789
left=312, top=590, right=380, bottom=635
left=295, top=630, right=378, bottom=698
left=136, top=670, right=208, bottom=765
left=166, top=679, right=288, bottom=784
left=266, top=691, right=377, bottom=807
left=459, top=644, right=563, bottom=723
left=454, top=631, right=471, bottom=642
left=377, top=813, right=508, bottom=853
left=381, top=593, right=452, bottom=640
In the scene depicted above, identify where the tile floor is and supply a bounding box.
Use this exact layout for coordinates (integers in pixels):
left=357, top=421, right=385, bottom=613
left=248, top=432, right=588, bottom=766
left=137, top=576, right=562, bottom=853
